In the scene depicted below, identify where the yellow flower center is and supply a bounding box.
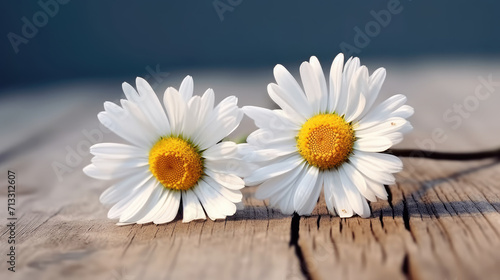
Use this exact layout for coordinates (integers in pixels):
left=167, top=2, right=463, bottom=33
left=297, top=114, right=355, bottom=170
left=149, top=137, right=203, bottom=191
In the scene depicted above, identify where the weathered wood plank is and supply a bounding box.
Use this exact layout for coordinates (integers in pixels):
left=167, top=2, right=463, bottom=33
left=1, top=61, right=500, bottom=279
left=0, top=181, right=304, bottom=280
left=298, top=158, right=500, bottom=280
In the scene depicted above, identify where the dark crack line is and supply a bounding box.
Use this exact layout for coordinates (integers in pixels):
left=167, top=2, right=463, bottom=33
left=384, top=184, right=395, bottom=218
left=402, top=253, right=411, bottom=279
left=388, top=148, right=500, bottom=160
left=290, top=213, right=313, bottom=280
left=379, top=210, right=385, bottom=229
left=402, top=197, right=411, bottom=232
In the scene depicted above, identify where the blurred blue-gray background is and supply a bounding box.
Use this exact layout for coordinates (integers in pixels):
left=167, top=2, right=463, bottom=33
left=2, top=0, right=500, bottom=156
left=2, top=0, right=500, bottom=89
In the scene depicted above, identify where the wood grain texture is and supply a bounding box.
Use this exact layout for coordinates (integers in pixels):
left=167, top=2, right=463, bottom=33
left=1, top=63, right=500, bottom=279
left=298, top=159, right=500, bottom=280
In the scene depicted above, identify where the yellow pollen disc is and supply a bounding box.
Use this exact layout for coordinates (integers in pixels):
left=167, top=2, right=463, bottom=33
left=149, top=137, right=203, bottom=191
left=297, top=114, right=355, bottom=170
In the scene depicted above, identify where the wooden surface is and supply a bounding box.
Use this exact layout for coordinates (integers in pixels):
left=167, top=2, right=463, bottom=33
left=1, top=61, right=500, bottom=279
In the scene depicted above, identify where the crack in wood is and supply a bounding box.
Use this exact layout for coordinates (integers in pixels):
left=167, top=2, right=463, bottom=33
left=385, top=184, right=395, bottom=218
left=290, top=213, right=313, bottom=280
left=329, top=227, right=340, bottom=260
left=402, top=253, right=411, bottom=279
left=402, top=197, right=411, bottom=232
left=379, top=210, right=385, bottom=229
left=121, top=233, right=136, bottom=258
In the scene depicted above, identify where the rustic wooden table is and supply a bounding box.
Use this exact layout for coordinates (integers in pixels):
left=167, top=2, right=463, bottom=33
left=1, top=61, right=500, bottom=280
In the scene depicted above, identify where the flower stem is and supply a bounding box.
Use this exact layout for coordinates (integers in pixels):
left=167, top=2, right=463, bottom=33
left=387, top=148, right=500, bottom=160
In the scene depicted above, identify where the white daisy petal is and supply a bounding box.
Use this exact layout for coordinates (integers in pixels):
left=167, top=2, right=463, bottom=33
left=278, top=193, right=297, bottom=215
left=349, top=153, right=396, bottom=185
left=205, top=169, right=245, bottom=190
left=294, top=168, right=322, bottom=215
left=244, top=154, right=303, bottom=186
left=237, top=143, right=257, bottom=162
left=194, top=96, right=243, bottom=150
left=274, top=169, right=305, bottom=215
left=204, top=158, right=256, bottom=178
left=136, top=188, right=171, bottom=224
left=300, top=61, right=323, bottom=114
left=273, top=64, right=311, bottom=114
left=344, top=57, right=361, bottom=85
left=198, top=110, right=243, bottom=150
left=356, top=117, right=412, bottom=138
left=98, top=110, right=151, bottom=148
left=183, top=95, right=201, bottom=137
left=392, top=104, right=414, bottom=119
left=273, top=109, right=303, bottom=127
left=153, top=190, right=181, bottom=224
left=101, top=102, right=143, bottom=129
left=269, top=163, right=308, bottom=215
left=365, top=177, right=388, bottom=200
left=182, top=189, right=206, bottom=223
left=193, top=180, right=236, bottom=220
left=338, top=165, right=371, bottom=218
left=336, top=57, right=360, bottom=116
left=121, top=81, right=162, bottom=131
left=121, top=81, right=140, bottom=100
left=179, top=75, right=194, bottom=102
left=352, top=151, right=403, bottom=173
left=163, top=87, right=186, bottom=136
left=242, top=106, right=300, bottom=131
left=119, top=100, right=159, bottom=141
left=268, top=163, right=307, bottom=208
left=83, top=163, right=149, bottom=181
left=107, top=175, right=155, bottom=219
left=203, top=142, right=238, bottom=160
left=361, top=128, right=410, bottom=146
left=360, top=67, right=386, bottom=118
left=359, top=197, right=371, bottom=217
left=246, top=128, right=297, bottom=148
left=119, top=180, right=162, bottom=223
left=197, top=89, right=215, bottom=126
left=90, top=156, right=148, bottom=169
left=99, top=170, right=153, bottom=205
left=90, top=143, right=147, bottom=159
left=246, top=146, right=298, bottom=162
left=356, top=94, right=408, bottom=130
left=308, top=56, right=328, bottom=113
left=134, top=78, right=171, bottom=135
left=203, top=176, right=243, bottom=203
left=184, top=89, right=216, bottom=147
left=353, top=137, right=393, bottom=152
left=385, top=132, right=405, bottom=145
left=268, top=83, right=308, bottom=122
left=255, top=162, right=305, bottom=200
left=328, top=169, right=354, bottom=217
left=342, top=162, right=377, bottom=202
left=345, top=66, right=368, bottom=122
left=323, top=171, right=336, bottom=215
left=328, top=53, right=344, bottom=112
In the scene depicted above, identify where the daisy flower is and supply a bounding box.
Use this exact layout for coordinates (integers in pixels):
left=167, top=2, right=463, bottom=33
left=243, top=53, right=413, bottom=218
left=83, top=76, right=250, bottom=225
